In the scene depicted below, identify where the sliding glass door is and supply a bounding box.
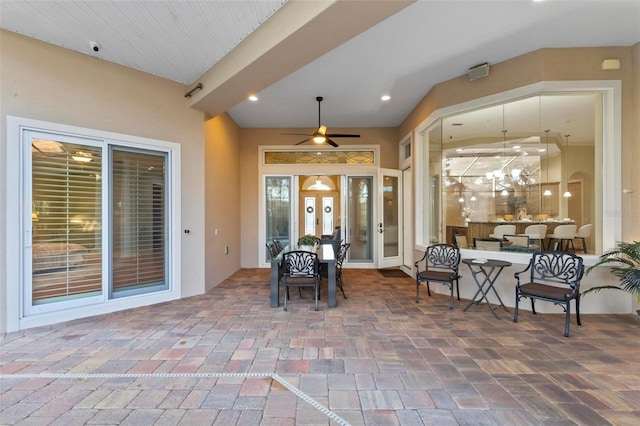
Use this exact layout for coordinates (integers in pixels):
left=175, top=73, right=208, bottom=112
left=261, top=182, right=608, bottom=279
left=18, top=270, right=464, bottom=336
left=24, top=129, right=170, bottom=315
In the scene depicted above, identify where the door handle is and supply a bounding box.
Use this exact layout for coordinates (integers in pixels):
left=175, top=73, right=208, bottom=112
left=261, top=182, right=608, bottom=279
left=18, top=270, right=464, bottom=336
left=316, top=218, right=319, bottom=225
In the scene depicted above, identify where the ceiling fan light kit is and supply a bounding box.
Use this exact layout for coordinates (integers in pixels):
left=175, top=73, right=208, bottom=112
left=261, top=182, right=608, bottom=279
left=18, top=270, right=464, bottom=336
left=282, top=97, right=360, bottom=147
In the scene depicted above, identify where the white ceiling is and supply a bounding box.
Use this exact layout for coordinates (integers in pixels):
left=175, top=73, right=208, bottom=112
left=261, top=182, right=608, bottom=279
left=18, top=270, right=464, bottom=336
left=1, top=0, right=638, bottom=131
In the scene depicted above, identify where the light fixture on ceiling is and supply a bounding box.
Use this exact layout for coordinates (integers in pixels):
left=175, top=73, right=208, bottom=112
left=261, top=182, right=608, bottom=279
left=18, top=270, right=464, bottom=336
left=381, top=95, right=391, bottom=101
left=72, top=152, right=92, bottom=163
left=312, top=133, right=327, bottom=144
left=308, top=176, right=331, bottom=191
left=248, top=95, right=258, bottom=101
left=470, top=194, right=477, bottom=201
left=543, top=130, right=552, bottom=196
left=458, top=196, right=464, bottom=203
left=563, top=134, right=572, bottom=197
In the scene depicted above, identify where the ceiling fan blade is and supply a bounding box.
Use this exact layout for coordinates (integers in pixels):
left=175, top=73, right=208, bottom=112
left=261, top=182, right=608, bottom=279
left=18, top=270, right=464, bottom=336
left=282, top=132, right=313, bottom=136
left=326, top=133, right=360, bottom=138
left=326, top=138, right=339, bottom=148
left=295, top=138, right=311, bottom=145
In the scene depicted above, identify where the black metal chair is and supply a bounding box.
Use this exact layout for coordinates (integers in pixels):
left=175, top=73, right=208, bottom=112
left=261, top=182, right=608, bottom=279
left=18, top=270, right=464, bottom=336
left=282, top=250, right=320, bottom=311
left=415, top=244, right=461, bottom=309
left=335, top=242, right=350, bottom=299
left=513, top=251, right=584, bottom=337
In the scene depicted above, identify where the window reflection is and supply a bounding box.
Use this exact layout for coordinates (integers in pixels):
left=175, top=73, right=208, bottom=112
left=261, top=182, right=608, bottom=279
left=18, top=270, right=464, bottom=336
left=424, top=94, right=598, bottom=253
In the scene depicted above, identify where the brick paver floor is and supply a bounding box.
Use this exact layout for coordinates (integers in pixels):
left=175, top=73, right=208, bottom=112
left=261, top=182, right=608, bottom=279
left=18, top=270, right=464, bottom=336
left=2, top=268, right=639, bottom=425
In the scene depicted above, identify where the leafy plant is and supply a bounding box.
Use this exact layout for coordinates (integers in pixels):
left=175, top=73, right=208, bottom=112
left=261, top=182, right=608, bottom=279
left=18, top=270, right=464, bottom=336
left=583, top=241, right=640, bottom=296
left=298, top=234, right=318, bottom=247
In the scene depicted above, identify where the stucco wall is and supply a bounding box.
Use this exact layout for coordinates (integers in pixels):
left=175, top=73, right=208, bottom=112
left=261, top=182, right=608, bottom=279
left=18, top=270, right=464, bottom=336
left=0, top=30, right=206, bottom=332
left=204, top=114, right=241, bottom=290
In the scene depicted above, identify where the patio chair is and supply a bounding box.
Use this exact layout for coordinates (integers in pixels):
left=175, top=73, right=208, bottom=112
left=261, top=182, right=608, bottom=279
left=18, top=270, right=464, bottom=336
left=513, top=251, right=584, bottom=337
left=415, top=244, right=461, bottom=309
left=335, top=242, right=350, bottom=299
left=282, top=250, right=320, bottom=311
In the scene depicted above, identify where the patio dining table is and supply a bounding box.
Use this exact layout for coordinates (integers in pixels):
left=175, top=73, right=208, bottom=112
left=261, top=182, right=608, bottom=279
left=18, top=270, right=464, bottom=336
left=270, top=244, right=337, bottom=308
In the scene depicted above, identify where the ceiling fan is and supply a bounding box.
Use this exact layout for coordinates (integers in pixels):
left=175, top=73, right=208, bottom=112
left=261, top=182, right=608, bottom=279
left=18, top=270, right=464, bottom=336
left=283, top=96, right=360, bottom=147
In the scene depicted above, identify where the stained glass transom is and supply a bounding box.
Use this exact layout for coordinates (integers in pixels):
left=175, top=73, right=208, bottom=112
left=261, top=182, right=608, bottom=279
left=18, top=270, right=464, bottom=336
left=264, top=150, right=375, bottom=165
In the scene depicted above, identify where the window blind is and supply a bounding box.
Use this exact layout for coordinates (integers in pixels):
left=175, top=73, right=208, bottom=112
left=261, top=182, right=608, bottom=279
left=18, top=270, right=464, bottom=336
left=31, top=140, right=102, bottom=304
left=111, top=149, right=167, bottom=295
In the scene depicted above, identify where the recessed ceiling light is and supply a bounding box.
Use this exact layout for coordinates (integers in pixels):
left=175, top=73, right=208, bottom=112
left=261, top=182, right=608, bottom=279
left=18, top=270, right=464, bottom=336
left=381, top=95, right=391, bottom=101
left=248, top=95, right=258, bottom=101
left=538, top=148, right=546, bottom=152
left=513, top=145, right=520, bottom=149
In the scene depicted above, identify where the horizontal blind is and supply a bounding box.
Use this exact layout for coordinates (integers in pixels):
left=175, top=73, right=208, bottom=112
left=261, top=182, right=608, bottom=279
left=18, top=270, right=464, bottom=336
left=31, top=139, right=102, bottom=304
left=111, top=149, right=166, bottom=293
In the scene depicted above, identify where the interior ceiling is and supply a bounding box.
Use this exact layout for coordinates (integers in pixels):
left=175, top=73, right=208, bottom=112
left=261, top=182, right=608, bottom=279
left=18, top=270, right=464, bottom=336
left=1, top=1, right=638, bottom=132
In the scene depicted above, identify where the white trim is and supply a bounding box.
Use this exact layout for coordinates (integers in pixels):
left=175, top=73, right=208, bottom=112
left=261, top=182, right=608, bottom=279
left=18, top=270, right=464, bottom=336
left=5, top=116, right=182, bottom=332
left=412, top=80, right=622, bottom=256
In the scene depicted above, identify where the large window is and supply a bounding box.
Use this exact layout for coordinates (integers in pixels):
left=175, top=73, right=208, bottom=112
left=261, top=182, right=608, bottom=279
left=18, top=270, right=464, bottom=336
left=416, top=83, right=621, bottom=256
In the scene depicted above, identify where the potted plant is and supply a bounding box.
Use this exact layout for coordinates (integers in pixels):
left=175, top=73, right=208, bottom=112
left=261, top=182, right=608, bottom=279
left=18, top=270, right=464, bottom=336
left=583, top=241, right=640, bottom=314
left=297, top=234, right=318, bottom=252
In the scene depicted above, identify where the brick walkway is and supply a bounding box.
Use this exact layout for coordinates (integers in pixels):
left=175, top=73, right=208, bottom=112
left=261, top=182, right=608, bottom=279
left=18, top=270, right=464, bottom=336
left=1, top=268, right=639, bottom=425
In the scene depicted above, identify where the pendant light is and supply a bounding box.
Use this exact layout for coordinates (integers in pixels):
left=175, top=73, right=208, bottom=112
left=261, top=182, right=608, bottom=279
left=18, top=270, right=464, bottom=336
left=543, top=130, right=552, bottom=196
left=563, top=134, right=572, bottom=198
left=500, top=129, right=509, bottom=197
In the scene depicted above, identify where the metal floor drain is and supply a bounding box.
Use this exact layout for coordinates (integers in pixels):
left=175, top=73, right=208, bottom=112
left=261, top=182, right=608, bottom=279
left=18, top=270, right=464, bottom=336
left=1, top=372, right=351, bottom=426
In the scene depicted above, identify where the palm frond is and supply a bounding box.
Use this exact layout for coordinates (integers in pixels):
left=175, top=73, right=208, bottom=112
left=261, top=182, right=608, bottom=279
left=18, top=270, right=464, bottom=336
left=584, top=241, right=640, bottom=296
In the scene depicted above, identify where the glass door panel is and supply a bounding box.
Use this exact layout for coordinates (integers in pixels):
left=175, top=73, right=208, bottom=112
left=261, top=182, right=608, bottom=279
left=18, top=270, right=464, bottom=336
left=265, top=176, right=291, bottom=260
left=29, top=135, right=103, bottom=310
left=347, top=176, right=373, bottom=262
left=378, top=169, right=402, bottom=268
left=110, top=148, right=167, bottom=298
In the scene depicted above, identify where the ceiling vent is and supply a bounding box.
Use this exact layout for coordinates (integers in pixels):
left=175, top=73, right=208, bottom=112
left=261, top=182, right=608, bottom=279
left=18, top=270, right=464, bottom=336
left=467, top=63, right=490, bottom=81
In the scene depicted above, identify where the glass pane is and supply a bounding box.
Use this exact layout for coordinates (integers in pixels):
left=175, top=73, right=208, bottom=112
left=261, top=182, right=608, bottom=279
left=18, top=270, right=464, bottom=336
left=265, top=176, right=290, bottom=258
left=437, top=93, right=597, bottom=252
left=111, top=148, right=167, bottom=297
left=383, top=175, right=399, bottom=257
left=31, top=139, right=102, bottom=305
left=347, top=176, right=372, bottom=262
left=424, top=121, right=442, bottom=244
left=322, top=197, right=334, bottom=235
left=264, top=150, right=375, bottom=164
left=304, top=196, right=315, bottom=235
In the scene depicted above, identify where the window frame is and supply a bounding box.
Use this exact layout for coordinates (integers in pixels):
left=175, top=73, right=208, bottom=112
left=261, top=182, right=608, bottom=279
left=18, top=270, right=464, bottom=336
left=6, top=116, right=182, bottom=331
left=413, top=81, right=621, bottom=265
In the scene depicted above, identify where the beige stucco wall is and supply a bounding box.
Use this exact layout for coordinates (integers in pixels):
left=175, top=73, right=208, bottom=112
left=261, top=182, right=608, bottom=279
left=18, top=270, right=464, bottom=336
left=0, top=30, right=206, bottom=332
left=238, top=127, right=399, bottom=267
left=204, top=114, right=241, bottom=289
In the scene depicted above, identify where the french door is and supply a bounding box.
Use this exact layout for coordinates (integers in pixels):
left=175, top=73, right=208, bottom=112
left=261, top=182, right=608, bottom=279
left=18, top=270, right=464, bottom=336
left=377, top=168, right=403, bottom=268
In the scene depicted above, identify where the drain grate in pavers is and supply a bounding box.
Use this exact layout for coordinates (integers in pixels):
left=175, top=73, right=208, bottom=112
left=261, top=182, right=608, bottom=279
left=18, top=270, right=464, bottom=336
left=1, top=372, right=351, bottom=426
